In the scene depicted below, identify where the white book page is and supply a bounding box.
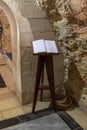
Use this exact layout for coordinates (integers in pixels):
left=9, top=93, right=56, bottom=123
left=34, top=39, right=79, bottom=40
left=32, top=39, right=46, bottom=54
left=45, top=40, right=58, bottom=53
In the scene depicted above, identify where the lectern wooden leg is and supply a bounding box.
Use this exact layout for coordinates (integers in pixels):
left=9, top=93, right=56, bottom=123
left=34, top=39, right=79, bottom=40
left=32, top=56, right=44, bottom=113
left=40, top=64, right=44, bottom=101
left=45, top=56, right=56, bottom=112
left=32, top=55, right=56, bottom=113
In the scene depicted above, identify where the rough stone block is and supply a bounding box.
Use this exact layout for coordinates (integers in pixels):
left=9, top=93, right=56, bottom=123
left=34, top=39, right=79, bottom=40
left=29, top=19, right=53, bottom=32
left=20, top=33, right=33, bottom=47
left=33, top=31, right=56, bottom=40
left=23, top=1, right=47, bottom=18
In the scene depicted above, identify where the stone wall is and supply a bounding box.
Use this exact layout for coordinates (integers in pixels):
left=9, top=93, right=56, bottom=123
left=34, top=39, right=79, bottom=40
left=37, top=0, right=87, bottom=107
left=2, top=0, right=87, bottom=106
left=0, top=9, right=11, bottom=53
left=13, top=0, right=64, bottom=104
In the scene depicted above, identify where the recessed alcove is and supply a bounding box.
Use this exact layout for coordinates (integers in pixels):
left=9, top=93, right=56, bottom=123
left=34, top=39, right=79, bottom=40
left=0, top=8, right=12, bottom=68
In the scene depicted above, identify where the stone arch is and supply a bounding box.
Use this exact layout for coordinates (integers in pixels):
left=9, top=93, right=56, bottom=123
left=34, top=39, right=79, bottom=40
left=0, top=0, right=33, bottom=103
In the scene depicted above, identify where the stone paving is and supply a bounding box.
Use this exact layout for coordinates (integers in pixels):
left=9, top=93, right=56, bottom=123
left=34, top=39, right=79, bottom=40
left=0, top=57, right=49, bottom=120
left=4, top=113, right=71, bottom=130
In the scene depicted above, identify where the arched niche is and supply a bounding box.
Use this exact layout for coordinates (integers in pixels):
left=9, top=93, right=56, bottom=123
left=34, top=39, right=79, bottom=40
left=0, top=9, right=11, bottom=55
left=0, top=0, right=33, bottom=104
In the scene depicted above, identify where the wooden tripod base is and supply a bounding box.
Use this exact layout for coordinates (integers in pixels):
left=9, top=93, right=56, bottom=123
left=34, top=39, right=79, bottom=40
left=32, top=55, right=56, bottom=113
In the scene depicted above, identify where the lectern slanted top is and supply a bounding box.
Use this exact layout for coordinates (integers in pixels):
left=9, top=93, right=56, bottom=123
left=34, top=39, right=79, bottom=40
left=32, top=39, right=59, bottom=113
left=32, top=39, right=59, bottom=55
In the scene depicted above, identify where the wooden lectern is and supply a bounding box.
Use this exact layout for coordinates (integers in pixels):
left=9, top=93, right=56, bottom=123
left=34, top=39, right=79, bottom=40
left=32, top=39, right=59, bottom=113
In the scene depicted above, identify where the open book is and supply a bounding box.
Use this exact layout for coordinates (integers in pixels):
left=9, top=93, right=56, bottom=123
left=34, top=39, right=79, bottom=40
left=32, top=39, right=59, bottom=55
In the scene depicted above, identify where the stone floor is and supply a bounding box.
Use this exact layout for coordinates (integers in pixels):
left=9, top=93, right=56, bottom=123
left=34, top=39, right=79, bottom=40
left=67, top=105, right=87, bottom=130
left=0, top=55, right=87, bottom=129
left=0, top=61, right=49, bottom=121
left=4, top=113, right=71, bottom=130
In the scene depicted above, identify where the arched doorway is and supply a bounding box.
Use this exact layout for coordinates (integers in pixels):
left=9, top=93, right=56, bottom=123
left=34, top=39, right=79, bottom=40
left=0, top=8, right=14, bottom=95
left=0, top=0, right=33, bottom=104
left=0, top=0, right=35, bottom=105
left=0, top=0, right=21, bottom=104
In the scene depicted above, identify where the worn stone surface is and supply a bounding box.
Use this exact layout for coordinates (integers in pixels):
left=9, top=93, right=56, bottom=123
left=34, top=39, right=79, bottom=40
left=70, top=0, right=87, bottom=22
left=37, top=0, right=87, bottom=107
left=4, top=113, right=71, bottom=130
